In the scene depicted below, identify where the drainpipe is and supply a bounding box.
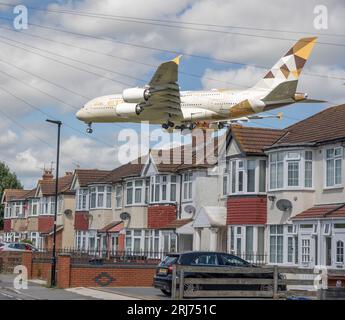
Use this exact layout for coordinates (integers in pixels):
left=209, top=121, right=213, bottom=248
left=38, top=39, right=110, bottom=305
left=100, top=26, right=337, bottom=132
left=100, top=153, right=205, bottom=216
left=178, top=174, right=183, bottom=219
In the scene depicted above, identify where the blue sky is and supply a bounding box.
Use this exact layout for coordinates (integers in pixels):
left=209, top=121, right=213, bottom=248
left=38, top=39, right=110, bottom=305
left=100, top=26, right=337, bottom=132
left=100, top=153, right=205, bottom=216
left=0, top=0, right=344, bottom=187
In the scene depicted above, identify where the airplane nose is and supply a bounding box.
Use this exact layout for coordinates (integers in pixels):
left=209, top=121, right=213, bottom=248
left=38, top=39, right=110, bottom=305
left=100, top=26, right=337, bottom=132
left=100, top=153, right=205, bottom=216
left=76, top=108, right=85, bottom=120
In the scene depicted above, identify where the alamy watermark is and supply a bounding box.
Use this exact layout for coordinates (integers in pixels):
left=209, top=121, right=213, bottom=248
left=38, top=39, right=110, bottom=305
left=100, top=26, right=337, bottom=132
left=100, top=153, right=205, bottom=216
left=13, top=5, right=28, bottom=30
left=13, top=265, right=28, bottom=290
left=313, top=5, right=328, bottom=30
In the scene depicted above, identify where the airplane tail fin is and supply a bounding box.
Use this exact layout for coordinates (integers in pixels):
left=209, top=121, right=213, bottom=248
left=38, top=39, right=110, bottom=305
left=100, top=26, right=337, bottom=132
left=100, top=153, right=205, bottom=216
left=253, top=37, right=317, bottom=101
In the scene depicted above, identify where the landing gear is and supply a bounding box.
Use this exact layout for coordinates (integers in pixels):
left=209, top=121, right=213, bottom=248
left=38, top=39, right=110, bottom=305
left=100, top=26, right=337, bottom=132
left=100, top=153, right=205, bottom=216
left=218, top=122, right=225, bottom=130
left=162, top=121, right=175, bottom=130
left=86, top=123, right=93, bottom=134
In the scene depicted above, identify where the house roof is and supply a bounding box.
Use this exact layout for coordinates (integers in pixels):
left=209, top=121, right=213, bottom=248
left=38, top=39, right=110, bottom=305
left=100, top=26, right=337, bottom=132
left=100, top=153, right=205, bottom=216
left=2, top=189, right=33, bottom=202
left=161, top=218, right=193, bottom=229
left=74, top=169, right=111, bottom=187
left=39, top=174, right=74, bottom=196
left=271, top=104, right=345, bottom=147
left=98, top=221, right=123, bottom=233
left=230, top=125, right=285, bottom=155
left=292, top=203, right=345, bottom=220
left=193, top=206, right=227, bottom=228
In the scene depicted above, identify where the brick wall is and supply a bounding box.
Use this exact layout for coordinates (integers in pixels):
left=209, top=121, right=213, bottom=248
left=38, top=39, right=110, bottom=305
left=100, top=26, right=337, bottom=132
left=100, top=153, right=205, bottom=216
left=227, top=195, right=267, bottom=225
left=74, top=212, right=89, bottom=231
left=69, top=265, right=156, bottom=288
left=147, top=204, right=177, bottom=229
left=38, top=216, right=54, bottom=232
left=0, top=252, right=23, bottom=272
left=44, top=230, right=63, bottom=250
left=3, top=219, right=11, bottom=232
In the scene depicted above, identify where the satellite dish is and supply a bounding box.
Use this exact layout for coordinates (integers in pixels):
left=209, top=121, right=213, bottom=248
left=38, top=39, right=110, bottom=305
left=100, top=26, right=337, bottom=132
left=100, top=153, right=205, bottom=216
left=64, top=209, right=72, bottom=215
left=120, top=212, right=131, bottom=220
left=184, top=205, right=196, bottom=216
left=276, top=199, right=292, bottom=212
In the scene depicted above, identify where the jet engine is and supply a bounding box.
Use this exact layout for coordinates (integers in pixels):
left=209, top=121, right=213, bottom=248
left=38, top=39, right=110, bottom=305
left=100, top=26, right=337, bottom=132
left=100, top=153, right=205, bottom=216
left=122, top=87, right=150, bottom=103
left=116, top=103, right=142, bottom=117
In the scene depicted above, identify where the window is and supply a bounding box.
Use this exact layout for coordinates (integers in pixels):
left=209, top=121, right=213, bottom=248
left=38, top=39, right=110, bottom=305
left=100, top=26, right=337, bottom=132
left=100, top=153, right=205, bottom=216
left=75, top=231, right=88, bottom=251
left=336, top=241, right=344, bottom=263
left=259, top=160, right=266, bottom=192
left=257, top=227, right=265, bottom=257
left=40, top=197, right=55, bottom=215
left=245, top=226, right=254, bottom=256
left=247, top=160, right=255, bottom=192
left=222, top=175, right=228, bottom=196
left=4, top=203, right=12, bottom=218
left=238, top=161, right=244, bottom=192
left=287, top=237, right=294, bottom=263
left=13, top=202, right=24, bottom=217
left=170, top=176, right=177, bottom=202
left=150, top=175, right=177, bottom=203
left=305, top=151, right=313, bottom=187
left=126, top=182, right=133, bottom=205
left=269, top=152, right=284, bottom=189
left=57, top=195, right=63, bottom=214
left=89, top=186, right=112, bottom=209
left=134, top=180, right=142, bottom=203
left=183, top=172, right=193, bottom=200
left=220, top=254, right=248, bottom=267
left=269, top=225, right=283, bottom=263
left=29, top=232, right=42, bottom=249
left=115, top=185, right=122, bottom=209
left=301, top=239, right=311, bottom=263
left=326, top=147, right=342, bottom=187
left=192, top=253, right=218, bottom=265
left=231, top=161, right=236, bottom=193
left=287, top=162, right=299, bottom=186
left=76, top=188, right=88, bottom=211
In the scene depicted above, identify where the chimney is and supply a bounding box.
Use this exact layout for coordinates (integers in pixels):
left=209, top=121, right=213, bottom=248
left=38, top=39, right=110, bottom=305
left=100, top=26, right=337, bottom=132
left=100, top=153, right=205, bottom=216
left=42, top=169, right=54, bottom=180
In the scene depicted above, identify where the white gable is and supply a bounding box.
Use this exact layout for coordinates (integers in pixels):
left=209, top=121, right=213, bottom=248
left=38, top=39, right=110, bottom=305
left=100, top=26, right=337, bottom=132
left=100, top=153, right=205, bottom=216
left=193, top=206, right=226, bottom=228
left=227, top=139, right=242, bottom=157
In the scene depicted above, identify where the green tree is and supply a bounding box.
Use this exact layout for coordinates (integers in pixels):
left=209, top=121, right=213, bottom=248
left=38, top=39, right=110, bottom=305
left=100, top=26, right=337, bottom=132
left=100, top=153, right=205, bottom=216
left=0, top=162, right=23, bottom=229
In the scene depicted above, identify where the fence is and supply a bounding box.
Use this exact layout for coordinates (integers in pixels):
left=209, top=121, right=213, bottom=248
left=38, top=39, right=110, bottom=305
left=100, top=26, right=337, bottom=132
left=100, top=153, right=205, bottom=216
left=171, top=265, right=325, bottom=300
left=32, top=249, right=170, bottom=266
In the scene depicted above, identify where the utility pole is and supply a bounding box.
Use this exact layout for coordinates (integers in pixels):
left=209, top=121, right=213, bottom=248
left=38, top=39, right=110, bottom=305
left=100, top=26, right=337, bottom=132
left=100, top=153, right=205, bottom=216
left=46, top=119, right=62, bottom=287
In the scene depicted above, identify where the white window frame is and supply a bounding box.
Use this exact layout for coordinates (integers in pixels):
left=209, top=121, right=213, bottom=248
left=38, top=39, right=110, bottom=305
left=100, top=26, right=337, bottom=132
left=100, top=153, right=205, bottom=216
left=325, top=147, right=343, bottom=188
left=182, top=172, right=193, bottom=201
left=89, top=185, right=112, bottom=209
left=150, top=175, right=178, bottom=204
left=301, top=238, right=311, bottom=264
left=76, top=188, right=89, bottom=211
left=29, top=199, right=40, bottom=217
left=115, top=185, right=122, bottom=209
left=269, top=225, right=284, bottom=264
left=126, top=179, right=145, bottom=206
left=336, top=240, right=344, bottom=264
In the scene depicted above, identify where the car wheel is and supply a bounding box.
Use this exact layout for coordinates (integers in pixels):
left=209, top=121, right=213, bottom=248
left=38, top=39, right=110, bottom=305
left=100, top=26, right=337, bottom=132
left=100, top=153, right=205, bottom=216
left=160, top=289, right=171, bottom=296
left=184, top=283, right=201, bottom=294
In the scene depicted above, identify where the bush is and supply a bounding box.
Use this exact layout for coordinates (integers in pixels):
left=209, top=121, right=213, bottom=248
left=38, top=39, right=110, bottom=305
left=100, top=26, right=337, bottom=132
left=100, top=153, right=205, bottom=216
left=20, top=239, right=33, bottom=245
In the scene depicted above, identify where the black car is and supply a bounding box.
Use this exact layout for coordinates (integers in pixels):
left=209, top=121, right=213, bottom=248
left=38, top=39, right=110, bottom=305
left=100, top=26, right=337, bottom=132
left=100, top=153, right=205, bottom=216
left=153, top=251, right=286, bottom=296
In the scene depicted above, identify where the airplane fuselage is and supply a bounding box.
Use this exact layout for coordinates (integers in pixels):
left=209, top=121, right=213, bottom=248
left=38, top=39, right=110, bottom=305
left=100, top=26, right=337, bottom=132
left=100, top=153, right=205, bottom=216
left=76, top=88, right=296, bottom=126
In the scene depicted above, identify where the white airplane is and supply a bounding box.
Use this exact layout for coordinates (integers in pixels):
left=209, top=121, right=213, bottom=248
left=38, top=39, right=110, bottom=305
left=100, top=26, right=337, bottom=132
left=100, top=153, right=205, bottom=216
left=76, top=37, right=324, bottom=133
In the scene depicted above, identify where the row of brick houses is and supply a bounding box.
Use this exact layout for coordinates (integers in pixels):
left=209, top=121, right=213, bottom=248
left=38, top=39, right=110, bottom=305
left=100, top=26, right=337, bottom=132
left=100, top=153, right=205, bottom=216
left=2, top=104, right=345, bottom=269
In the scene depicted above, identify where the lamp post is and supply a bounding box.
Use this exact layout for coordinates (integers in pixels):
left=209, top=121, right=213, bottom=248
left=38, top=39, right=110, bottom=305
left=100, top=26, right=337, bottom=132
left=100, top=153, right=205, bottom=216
left=46, top=119, right=62, bottom=287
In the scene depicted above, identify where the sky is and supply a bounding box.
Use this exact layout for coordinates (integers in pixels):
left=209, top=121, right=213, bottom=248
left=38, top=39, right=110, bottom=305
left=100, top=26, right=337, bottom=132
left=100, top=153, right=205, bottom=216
left=0, top=0, right=345, bottom=188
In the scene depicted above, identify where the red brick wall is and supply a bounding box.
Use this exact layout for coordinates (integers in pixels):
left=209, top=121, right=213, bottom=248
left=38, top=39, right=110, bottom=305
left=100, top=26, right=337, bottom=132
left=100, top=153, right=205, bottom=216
left=38, top=216, right=54, bottom=232
left=227, top=195, right=267, bottom=225
left=74, top=212, right=89, bottom=231
left=44, top=230, right=63, bottom=250
left=69, top=265, right=156, bottom=288
left=32, top=262, right=51, bottom=280
left=3, top=219, right=11, bottom=232
left=147, top=205, right=176, bottom=229
left=57, top=255, right=71, bottom=288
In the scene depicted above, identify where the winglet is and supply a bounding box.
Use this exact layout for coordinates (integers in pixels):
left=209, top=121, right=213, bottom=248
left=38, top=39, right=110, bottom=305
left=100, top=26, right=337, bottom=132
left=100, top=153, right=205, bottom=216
left=172, top=55, right=182, bottom=65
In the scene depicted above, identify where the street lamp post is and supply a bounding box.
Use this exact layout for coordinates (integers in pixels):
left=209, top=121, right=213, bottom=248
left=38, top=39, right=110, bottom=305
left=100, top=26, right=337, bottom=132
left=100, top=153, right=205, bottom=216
left=46, top=119, right=62, bottom=287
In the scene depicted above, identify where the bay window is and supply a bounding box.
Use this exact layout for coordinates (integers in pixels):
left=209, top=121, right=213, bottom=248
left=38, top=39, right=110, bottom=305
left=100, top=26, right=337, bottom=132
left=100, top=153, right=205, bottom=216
left=76, top=188, right=88, bottom=211
left=41, top=197, right=55, bottom=215
left=183, top=172, right=193, bottom=201
left=29, top=199, right=39, bottom=216
left=326, top=147, right=342, bottom=187
left=89, top=185, right=112, bottom=209
left=268, top=150, right=314, bottom=190
left=126, top=180, right=145, bottom=205
left=336, top=240, right=344, bottom=263
left=228, top=158, right=266, bottom=194
left=4, top=203, right=12, bottom=218
left=115, top=185, right=122, bottom=209
left=304, top=151, right=313, bottom=187
left=269, top=225, right=283, bottom=263
left=150, top=175, right=178, bottom=203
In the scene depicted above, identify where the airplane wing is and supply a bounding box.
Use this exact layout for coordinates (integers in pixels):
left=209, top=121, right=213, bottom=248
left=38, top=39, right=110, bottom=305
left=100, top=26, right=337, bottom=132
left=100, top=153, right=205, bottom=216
left=143, top=56, right=182, bottom=115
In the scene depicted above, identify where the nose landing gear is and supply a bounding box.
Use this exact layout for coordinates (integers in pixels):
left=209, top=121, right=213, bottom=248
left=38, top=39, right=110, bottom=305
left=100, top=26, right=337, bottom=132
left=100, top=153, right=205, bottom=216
left=161, top=121, right=175, bottom=130
left=86, top=123, right=93, bottom=134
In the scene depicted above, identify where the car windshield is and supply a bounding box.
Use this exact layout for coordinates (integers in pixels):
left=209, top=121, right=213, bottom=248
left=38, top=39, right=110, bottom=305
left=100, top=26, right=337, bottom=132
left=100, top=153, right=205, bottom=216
left=160, top=255, right=179, bottom=266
